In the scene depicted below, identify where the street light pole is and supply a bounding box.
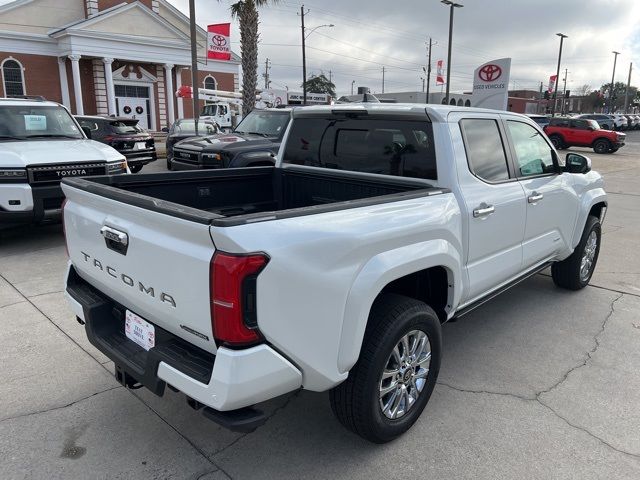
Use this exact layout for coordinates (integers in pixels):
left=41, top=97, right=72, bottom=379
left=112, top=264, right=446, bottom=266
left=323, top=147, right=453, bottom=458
left=552, top=33, right=567, bottom=116
left=351, top=80, right=355, bottom=95
left=426, top=37, right=432, bottom=103
left=441, top=1, right=463, bottom=105
left=188, top=0, right=199, bottom=135
left=609, top=50, right=620, bottom=113
left=300, top=11, right=334, bottom=106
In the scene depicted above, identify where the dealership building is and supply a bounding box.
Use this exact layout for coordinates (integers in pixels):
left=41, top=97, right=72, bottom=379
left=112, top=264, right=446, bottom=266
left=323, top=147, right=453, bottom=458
left=0, top=0, right=241, bottom=131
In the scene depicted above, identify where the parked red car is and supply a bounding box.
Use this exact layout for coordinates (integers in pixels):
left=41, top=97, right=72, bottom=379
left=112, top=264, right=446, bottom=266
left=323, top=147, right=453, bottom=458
left=543, top=117, right=625, bottom=154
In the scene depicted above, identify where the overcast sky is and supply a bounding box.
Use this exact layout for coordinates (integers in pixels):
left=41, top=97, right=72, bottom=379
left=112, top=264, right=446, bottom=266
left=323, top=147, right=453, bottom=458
left=2, top=0, right=638, bottom=96
left=169, top=0, right=640, bottom=96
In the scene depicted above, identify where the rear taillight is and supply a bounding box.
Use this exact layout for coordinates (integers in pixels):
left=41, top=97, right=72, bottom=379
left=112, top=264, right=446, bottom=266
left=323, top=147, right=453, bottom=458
left=61, top=198, right=69, bottom=257
left=210, top=252, right=269, bottom=347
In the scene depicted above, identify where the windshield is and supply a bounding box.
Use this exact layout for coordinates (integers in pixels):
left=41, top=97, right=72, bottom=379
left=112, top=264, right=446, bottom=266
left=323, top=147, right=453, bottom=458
left=172, top=120, right=218, bottom=135
left=109, top=121, right=143, bottom=134
left=234, top=111, right=289, bottom=137
left=0, top=105, right=83, bottom=140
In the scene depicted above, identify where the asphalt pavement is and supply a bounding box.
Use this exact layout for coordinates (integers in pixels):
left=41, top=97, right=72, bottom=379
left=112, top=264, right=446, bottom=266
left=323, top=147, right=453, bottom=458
left=1, top=134, right=639, bottom=479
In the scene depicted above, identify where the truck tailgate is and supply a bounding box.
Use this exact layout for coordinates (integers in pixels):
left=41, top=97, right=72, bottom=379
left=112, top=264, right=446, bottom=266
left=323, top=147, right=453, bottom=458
left=62, top=183, right=217, bottom=354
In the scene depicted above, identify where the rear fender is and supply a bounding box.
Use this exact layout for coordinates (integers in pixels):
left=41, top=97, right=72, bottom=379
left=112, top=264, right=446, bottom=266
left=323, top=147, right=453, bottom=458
left=337, top=240, right=462, bottom=373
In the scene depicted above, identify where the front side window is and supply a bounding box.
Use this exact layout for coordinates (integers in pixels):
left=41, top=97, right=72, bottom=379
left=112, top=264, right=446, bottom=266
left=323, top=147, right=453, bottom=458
left=2, top=59, right=25, bottom=97
left=506, top=121, right=556, bottom=177
left=460, top=119, right=509, bottom=182
left=282, top=118, right=437, bottom=180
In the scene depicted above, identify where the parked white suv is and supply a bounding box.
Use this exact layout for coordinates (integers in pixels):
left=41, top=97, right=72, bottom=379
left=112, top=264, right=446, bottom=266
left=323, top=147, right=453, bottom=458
left=0, top=98, right=127, bottom=227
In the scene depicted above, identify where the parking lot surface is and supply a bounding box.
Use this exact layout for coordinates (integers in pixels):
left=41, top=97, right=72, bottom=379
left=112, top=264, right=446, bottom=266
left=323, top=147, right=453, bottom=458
left=1, top=135, right=640, bottom=479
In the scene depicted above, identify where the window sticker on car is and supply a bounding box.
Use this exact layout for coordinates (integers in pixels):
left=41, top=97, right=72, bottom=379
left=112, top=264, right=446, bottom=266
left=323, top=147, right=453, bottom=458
left=24, top=115, right=47, bottom=130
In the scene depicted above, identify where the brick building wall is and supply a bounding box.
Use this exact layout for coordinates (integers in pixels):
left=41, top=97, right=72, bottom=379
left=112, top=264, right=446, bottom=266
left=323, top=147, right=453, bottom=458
left=0, top=53, right=62, bottom=103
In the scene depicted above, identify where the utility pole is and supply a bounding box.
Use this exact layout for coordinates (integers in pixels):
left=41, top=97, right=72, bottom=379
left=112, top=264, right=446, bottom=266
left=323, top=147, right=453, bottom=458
left=421, top=77, right=425, bottom=92
left=263, top=58, right=271, bottom=89
left=609, top=51, right=620, bottom=113
left=441, top=1, right=463, bottom=105
left=188, top=0, right=199, bottom=135
left=624, top=62, right=633, bottom=114
left=561, top=68, right=568, bottom=114
left=552, top=33, right=568, bottom=116
left=300, top=5, right=307, bottom=105
left=351, top=80, right=355, bottom=95
left=539, top=81, right=543, bottom=114
left=329, top=70, right=332, bottom=84
left=382, top=66, right=385, bottom=94
left=426, top=37, right=432, bottom=102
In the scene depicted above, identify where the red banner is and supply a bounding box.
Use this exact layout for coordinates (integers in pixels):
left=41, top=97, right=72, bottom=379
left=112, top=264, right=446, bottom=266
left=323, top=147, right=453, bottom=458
left=548, top=75, right=557, bottom=93
left=436, top=60, right=445, bottom=85
left=207, top=23, right=231, bottom=61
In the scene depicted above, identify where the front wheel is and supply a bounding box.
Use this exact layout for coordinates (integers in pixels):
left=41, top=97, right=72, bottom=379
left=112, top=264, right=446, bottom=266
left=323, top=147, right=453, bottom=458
left=593, top=139, right=611, bottom=154
left=330, top=293, right=442, bottom=443
left=549, top=135, right=564, bottom=150
left=552, top=215, right=601, bottom=290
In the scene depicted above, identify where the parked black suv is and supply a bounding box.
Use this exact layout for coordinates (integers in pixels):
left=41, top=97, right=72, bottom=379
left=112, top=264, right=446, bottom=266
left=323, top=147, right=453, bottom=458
left=75, top=116, right=157, bottom=173
left=170, top=108, right=291, bottom=171
left=165, top=118, right=219, bottom=169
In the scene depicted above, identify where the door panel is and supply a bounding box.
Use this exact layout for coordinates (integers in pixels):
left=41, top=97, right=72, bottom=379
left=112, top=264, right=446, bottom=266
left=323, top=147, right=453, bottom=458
left=456, top=118, right=526, bottom=302
left=504, top=120, right=579, bottom=268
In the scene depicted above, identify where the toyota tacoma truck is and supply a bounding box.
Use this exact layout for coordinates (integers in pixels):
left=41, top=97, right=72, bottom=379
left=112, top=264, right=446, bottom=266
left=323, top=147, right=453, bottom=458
left=169, top=108, right=290, bottom=171
left=0, top=98, right=127, bottom=228
left=62, top=105, right=607, bottom=443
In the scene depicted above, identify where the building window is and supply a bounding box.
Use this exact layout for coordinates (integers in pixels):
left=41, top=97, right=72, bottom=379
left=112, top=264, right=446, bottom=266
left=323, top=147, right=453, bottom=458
left=2, top=59, right=25, bottom=97
left=204, top=75, right=217, bottom=90
left=465, top=99, right=471, bottom=107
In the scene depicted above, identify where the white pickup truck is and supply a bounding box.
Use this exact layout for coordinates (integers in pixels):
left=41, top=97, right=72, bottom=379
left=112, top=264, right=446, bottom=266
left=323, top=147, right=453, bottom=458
left=63, top=104, right=607, bottom=443
left=0, top=98, right=127, bottom=228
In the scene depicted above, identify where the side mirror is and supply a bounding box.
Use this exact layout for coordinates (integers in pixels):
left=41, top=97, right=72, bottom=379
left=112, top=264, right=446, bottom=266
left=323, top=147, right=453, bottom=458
left=161, top=127, right=169, bottom=133
left=80, top=126, right=92, bottom=139
left=565, top=153, right=591, bottom=174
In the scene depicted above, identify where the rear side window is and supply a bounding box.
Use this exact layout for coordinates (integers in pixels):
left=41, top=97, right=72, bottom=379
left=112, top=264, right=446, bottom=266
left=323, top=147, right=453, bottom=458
left=282, top=118, right=437, bottom=180
left=460, top=119, right=509, bottom=182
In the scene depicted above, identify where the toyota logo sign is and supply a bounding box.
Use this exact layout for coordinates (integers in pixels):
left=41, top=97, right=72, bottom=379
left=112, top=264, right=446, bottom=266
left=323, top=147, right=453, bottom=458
left=212, top=35, right=227, bottom=47
left=478, top=64, right=502, bottom=82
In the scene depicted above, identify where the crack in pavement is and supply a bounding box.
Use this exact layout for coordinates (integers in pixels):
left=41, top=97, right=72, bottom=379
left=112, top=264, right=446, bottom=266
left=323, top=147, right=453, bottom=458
left=0, top=300, right=27, bottom=309
left=439, top=293, right=640, bottom=460
left=0, top=385, right=122, bottom=424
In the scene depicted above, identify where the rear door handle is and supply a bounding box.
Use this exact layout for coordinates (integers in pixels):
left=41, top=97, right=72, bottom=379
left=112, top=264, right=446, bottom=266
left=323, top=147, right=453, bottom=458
left=528, top=192, right=544, bottom=203
left=473, top=204, right=495, bottom=218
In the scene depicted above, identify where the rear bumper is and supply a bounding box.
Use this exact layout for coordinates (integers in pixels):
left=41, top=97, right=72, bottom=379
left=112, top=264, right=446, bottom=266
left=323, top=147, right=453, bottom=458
left=0, top=184, right=63, bottom=226
left=64, top=264, right=302, bottom=412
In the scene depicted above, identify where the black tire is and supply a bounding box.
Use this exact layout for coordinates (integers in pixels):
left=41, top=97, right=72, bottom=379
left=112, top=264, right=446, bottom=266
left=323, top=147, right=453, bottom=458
left=549, top=135, right=564, bottom=150
left=166, top=158, right=172, bottom=170
left=129, top=165, right=143, bottom=173
left=609, top=147, right=619, bottom=153
left=330, top=293, right=442, bottom=443
left=552, top=215, right=601, bottom=290
left=593, top=139, right=611, bottom=154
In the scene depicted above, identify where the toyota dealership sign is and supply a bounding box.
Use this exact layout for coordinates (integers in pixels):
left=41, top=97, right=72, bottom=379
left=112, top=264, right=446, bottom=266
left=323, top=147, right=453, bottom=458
left=472, top=58, right=511, bottom=110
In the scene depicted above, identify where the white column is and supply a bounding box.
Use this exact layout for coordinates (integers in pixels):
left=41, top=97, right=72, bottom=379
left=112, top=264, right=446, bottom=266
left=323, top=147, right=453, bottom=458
left=68, top=55, right=83, bottom=115
left=175, top=67, right=184, bottom=119
left=103, top=57, right=116, bottom=116
left=164, top=64, right=175, bottom=125
left=57, top=57, right=70, bottom=108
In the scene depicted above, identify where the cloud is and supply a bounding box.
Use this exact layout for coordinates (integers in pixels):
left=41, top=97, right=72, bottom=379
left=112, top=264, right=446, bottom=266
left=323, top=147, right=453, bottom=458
left=172, top=0, right=640, bottom=96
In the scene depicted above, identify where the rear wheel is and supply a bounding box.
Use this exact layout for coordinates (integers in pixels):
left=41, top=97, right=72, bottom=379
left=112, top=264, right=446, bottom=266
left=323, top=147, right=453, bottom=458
left=593, top=139, right=611, bottom=154
left=552, top=215, right=601, bottom=290
left=129, top=165, right=143, bottom=173
left=549, top=135, right=564, bottom=150
left=330, top=293, right=442, bottom=443
left=609, top=147, right=619, bottom=153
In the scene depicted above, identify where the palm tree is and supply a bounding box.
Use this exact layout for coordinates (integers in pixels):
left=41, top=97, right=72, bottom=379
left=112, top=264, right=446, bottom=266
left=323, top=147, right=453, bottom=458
left=227, top=0, right=277, bottom=114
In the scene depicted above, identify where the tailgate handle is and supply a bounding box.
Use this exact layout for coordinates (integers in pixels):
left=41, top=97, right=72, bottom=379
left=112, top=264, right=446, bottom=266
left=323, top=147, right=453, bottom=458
left=100, top=226, right=129, bottom=255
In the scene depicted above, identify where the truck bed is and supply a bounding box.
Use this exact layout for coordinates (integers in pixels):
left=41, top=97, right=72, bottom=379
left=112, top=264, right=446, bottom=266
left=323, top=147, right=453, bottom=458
left=63, top=166, right=446, bottom=227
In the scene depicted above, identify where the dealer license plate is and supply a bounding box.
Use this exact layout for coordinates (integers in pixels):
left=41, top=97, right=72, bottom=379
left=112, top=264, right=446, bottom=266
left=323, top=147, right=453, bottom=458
left=125, top=310, right=155, bottom=351
left=135, top=142, right=146, bottom=150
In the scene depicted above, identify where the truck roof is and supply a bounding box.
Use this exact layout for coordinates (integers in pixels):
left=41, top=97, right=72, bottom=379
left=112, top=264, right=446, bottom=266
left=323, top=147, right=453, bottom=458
left=293, top=103, right=528, bottom=123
